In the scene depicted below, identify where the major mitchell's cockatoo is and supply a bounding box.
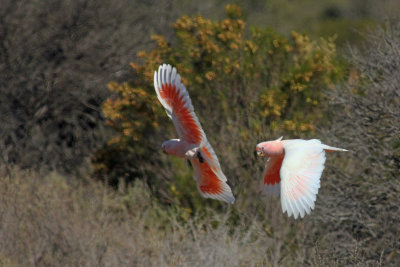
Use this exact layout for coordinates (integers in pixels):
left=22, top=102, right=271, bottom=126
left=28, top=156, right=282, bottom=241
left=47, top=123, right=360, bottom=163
left=154, top=64, right=235, bottom=203
left=256, top=137, right=347, bottom=218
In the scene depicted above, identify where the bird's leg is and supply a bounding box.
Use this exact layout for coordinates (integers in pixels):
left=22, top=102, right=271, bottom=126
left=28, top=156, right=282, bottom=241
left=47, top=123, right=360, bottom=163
left=197, top=150, right=204, bottom=163
left=186, top=159, right=192, bottom=167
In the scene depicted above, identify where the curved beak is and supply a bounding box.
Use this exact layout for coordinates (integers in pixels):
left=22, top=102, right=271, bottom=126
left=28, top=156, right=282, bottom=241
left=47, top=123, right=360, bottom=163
left=256, top=150, right=264, bottom=157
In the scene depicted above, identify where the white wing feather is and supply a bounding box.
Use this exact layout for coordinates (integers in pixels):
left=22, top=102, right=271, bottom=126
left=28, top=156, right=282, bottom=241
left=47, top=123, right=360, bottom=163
left=280, top=139, right=326, bottom=219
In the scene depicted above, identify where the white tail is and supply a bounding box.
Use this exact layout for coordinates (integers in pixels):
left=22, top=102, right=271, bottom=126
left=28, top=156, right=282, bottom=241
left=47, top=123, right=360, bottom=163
left=321, top=145, right=348, bottom=152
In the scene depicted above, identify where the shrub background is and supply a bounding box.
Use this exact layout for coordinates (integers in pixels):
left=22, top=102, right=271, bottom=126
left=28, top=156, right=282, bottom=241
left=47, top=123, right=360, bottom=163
left=0, top=1, right=399, bottom=266
left=94, top=6, right=345, bottom=208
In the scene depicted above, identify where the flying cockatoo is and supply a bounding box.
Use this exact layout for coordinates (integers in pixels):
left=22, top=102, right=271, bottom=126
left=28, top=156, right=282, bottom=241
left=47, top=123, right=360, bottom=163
left=154, top=64, right=235, bottom=203
left=256, top=137, right=347, bottom=218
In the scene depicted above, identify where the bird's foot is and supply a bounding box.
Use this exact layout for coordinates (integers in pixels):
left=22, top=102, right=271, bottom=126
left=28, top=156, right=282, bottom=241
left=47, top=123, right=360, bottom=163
left=197, top=151, right=204, bottom=163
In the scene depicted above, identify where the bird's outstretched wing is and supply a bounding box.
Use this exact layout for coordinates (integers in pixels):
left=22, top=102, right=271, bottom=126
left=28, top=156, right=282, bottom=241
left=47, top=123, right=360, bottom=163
left=262, top=155, right=284, bottom=196
left=154, top=64, right=205, bottom=145
left=154, top=64, right=235, bottom=203
left=192, top=157, right=235, bottom=204
left=279, top=139, right=326, bottom=219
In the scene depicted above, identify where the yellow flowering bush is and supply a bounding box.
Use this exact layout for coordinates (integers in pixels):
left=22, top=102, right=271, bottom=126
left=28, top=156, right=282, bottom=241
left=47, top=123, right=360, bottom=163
left=93, top=5, right=344, bottom=206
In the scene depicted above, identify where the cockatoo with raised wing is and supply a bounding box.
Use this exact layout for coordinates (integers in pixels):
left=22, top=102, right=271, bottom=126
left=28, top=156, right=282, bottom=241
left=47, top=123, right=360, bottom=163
left=154, top=64, right=235, bottom=203
left=256, top=137, right=347, bottom=218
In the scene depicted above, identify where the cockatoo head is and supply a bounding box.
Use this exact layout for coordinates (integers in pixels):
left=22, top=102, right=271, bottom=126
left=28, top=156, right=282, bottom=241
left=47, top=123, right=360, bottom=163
left=256, top=136, right=284, bottom=157
left=161, top=139, right=180, bottom=155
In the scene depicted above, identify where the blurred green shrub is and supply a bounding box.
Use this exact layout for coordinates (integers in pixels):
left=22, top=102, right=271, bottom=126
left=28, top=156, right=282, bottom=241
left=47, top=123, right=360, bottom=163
left=93, top=5, right=344, bottom=209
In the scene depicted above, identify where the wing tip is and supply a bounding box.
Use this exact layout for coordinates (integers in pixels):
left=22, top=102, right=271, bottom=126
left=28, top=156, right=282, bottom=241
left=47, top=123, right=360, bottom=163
left=262, top=183, right=281, bottom=197
left=282, top=198, right=315, bottom=219
left=157, top=63, right=184, bottom=93
left=211, top=192, right=235, bottom=204
left=199, top=182, right=235, bottom=204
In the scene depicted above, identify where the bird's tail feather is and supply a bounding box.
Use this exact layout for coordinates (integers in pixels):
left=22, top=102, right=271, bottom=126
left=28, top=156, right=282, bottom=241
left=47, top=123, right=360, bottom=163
left=322, top=144, right=348, bottom=152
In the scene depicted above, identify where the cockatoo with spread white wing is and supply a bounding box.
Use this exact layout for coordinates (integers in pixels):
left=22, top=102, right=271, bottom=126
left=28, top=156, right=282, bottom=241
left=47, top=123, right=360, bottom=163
left=256, top=137, right=347, bottom=218
left=154, top=64, right=235, bottom=203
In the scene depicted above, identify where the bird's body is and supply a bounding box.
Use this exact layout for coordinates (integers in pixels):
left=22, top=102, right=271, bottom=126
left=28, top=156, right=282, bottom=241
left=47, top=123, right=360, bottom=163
left=161, top=139, right=197, bottom=159
left=154, top=64, right=235, bottom=203
left=256, top=137, right=347, bottom=218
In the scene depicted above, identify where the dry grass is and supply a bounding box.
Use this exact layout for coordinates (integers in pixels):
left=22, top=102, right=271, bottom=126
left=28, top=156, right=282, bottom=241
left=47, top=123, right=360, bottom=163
left=0, top=170, right=275, bottom=266
left=0, top=168, right=384, bottom=266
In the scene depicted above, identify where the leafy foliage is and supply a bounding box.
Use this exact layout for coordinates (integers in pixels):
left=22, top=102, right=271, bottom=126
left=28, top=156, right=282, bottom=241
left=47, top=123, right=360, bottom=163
left=94, top=5, right=344, bottom=208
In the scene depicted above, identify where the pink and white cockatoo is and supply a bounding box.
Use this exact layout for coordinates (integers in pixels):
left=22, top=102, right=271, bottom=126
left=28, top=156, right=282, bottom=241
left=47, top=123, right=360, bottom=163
left=154, top=64, right=235, bottom=203
left=256, top=137, right=347, bottom=218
